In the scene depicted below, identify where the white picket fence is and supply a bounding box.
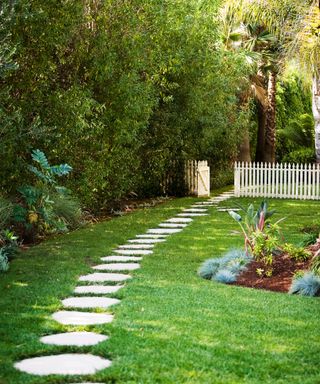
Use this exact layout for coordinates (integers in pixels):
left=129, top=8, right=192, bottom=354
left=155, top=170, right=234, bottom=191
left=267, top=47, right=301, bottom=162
left=234, top=162, right=320, bottom=200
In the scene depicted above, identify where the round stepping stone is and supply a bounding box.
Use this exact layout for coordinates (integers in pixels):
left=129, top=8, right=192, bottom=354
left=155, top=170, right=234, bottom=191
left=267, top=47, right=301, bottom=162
left=74, top=285, right=124, bottom=294
left=93, top=263, right=140, bottom=271
left=40, top=332, right=108, bottom=346
left=158, top=223, right=187, bottom=228
left=101, top=255, right=142, bottom=262
left=118, top=244, right=154, bottom=249
left=136, top=234, right=168, bottom=238
left=114, top=249, right=152, bottom=255
left=177, top=213, right=208, bottom=217
left=147, top=228, right=182, bottom=234
left=183, top=208, right=207, bottom=212
left=128, top=239, right=166, bottom=244
left=52, top=311, right=113, bottom=325
left=79, top=272, right=132, bottom=282
left=14, top=354, right=111, bottom=375
left=62, top=297, right=120, bottom=309
left=166, top=218, right=192, bottom=223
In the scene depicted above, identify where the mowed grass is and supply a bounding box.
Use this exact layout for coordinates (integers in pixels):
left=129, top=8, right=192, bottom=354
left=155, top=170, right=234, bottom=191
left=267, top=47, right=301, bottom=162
left=0, top=193, right=319, bottom=384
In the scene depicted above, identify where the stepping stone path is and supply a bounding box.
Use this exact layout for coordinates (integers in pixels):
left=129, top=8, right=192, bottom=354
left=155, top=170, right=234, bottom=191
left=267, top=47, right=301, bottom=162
left=166, top=218, right=192, bottom=223
left=15, top=190, right=234, bottom=378
left=128, top=238, right=166, bottom=244
left=52, top=311, right=114, bottom=325
left=15, top=354, right=111, bottom=376
left=101, top=255, right=142, bottom=262
left=62, top=297, right=120, bottom=309
left=147, top=228, right=183, bottom=234
left=114, top=249, right=153, bottom=255
left=40, top=331, right=108, bottom=346
left=93, top=263, right=141, bottom=271
left=79, top=272, right=132, bottom=282
left=118, top=244, right=154, bottom=249
left=158, top=223, right=187, bottom=228
left=177, top=213, right=208, bottom=217
left=75, top=285, right=124, bottom=294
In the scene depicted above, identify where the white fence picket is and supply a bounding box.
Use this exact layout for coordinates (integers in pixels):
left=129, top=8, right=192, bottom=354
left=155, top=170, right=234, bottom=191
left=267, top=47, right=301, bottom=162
left=234, top=162, right=320, bottom=200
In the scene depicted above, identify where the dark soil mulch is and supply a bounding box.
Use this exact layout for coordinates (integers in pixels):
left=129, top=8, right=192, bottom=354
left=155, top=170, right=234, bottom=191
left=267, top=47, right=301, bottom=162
left=234, top=253, right=312, bottom=293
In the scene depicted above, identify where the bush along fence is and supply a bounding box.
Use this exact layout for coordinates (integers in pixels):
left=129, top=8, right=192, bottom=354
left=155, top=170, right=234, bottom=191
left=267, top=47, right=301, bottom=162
left=234, top=162, right=320, bottom=200
left=162, top=160, right=210, bottom=197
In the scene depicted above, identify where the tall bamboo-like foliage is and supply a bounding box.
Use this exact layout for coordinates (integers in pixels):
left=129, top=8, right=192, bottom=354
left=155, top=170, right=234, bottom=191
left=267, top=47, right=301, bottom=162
left=0, top=0, right=247, bottom=209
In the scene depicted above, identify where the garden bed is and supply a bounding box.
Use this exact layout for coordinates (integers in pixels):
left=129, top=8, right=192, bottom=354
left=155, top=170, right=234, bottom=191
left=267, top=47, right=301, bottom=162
left=234, top=252, right=311, bottom=293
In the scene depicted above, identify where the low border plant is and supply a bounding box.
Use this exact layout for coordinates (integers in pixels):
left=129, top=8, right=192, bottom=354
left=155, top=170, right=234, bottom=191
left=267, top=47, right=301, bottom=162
left=198, top=248, right=252, bottom=284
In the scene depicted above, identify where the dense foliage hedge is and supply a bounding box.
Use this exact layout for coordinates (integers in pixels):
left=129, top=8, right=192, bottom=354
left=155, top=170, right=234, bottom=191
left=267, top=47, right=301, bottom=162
left=0, top=1, right=250, bottom=210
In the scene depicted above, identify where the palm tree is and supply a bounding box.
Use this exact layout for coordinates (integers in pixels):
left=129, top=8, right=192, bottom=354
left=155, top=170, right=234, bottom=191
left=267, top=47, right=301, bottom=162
left=227, top=0, right=320, bottom=161
left=221, top=4, right=281, bottom=162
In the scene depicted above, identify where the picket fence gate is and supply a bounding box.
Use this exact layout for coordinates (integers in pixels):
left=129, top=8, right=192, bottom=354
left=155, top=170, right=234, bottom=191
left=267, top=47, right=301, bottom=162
left=234, top=162, right=320, bottom=200
left=162, top=160, right=210, bottom=197
left=185, top=160, right=210, bottom=197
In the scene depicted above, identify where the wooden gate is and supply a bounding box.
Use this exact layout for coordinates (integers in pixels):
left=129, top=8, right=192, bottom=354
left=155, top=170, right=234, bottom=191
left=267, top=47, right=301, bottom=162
left=185, top=160, right=210, bottom=197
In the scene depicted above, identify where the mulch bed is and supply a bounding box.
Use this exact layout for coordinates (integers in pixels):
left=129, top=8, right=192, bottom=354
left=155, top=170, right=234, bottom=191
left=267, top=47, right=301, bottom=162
left=234, top=241, right=320, bottom=293
left=234, top=253, right=311, bottom=293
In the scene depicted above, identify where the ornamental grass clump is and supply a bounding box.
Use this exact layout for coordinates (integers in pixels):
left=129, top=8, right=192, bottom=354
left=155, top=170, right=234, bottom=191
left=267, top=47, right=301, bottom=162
left=289, top=272, right=320, bottom=297
left=198, top=249, right=252, bottom=284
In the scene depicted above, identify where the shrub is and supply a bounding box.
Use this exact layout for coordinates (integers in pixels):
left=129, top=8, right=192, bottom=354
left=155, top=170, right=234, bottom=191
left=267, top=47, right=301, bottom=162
left=282, top=243, right=312, bottom=262
left=214, top=269, right=237, bottom=284
left=229, top=201, right=284, bottom=275
left=198, top=249, right=251, bottom=283
left=13, top=150, right=78, bottom=240
left=0, top=249, right=9, bottom=272
left=300, top=232, right=318, bottom=247
left=311, top=255, right=320, bottom=276
left=198, top=258, right=222, bottom=280
left=289, top=272, right=320, bottom=297
left=282, top=148, right=315, bottom=164
left=0, top=197, right=13, bottom=229
left=51, top=194, right=83, bottom=230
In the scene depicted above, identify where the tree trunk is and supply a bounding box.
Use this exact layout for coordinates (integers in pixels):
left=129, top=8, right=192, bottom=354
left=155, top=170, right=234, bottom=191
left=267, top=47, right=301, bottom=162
left=264, top=71, right=277, bottom=163
left=255, top=101, right=266, bottom=162
left=238, top=127, right=251, bottom=162
left=313, top=76, right=320, bottom=163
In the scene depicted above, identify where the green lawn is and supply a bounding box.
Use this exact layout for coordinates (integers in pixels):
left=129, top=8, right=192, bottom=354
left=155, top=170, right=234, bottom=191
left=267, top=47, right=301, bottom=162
left=0, top=193, right=319, bottom=384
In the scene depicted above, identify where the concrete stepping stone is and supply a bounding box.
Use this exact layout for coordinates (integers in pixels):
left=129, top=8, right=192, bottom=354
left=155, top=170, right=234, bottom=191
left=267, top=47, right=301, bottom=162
left=166, top=218, right=192, bottom=223
left=114, top=249, right=153, bottom=255
left=217, top=208, right=241, bottom=212
left=136, top=234, right=168, bottom=238
left=118, top=244, right=154, bottom=249
left=52, top=311, right=113, bottom=325
left=177, top=213, right=208, bottom=217
left=183, top=208, right=208, bottom=212
left=101, top=255, right=142, bottom=262
left=74, top=285, right=124, bottom=294
left=128, top=238, right=166, bottom=244
left=147, top=228, right=182, bottom=234
left=40, top=332, right=108, bottom=346
left=158, top=223, right=187, bottom=228
left=15, top=354, right=111, bottom=375
left=62, top=297, right=120, bottom=309
left=93, top=263, right=140, bottom=271
left=79, top=272, right=132, bottom=282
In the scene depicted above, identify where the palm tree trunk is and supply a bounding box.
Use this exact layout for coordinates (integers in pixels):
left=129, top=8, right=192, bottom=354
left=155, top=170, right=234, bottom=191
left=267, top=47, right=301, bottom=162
left=313, top=76, right=320, bottom=163
left=264, top=71, right=277, bottom=163
left=238, top=127, right=252, bottom=162
left=255, top=101, right=266, bottom=162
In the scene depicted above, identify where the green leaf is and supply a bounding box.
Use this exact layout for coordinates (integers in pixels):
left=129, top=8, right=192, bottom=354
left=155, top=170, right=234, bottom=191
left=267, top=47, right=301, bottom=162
left=31, top=149, right=50, bottom=170
left=229, top=210, right=242, bottom=222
